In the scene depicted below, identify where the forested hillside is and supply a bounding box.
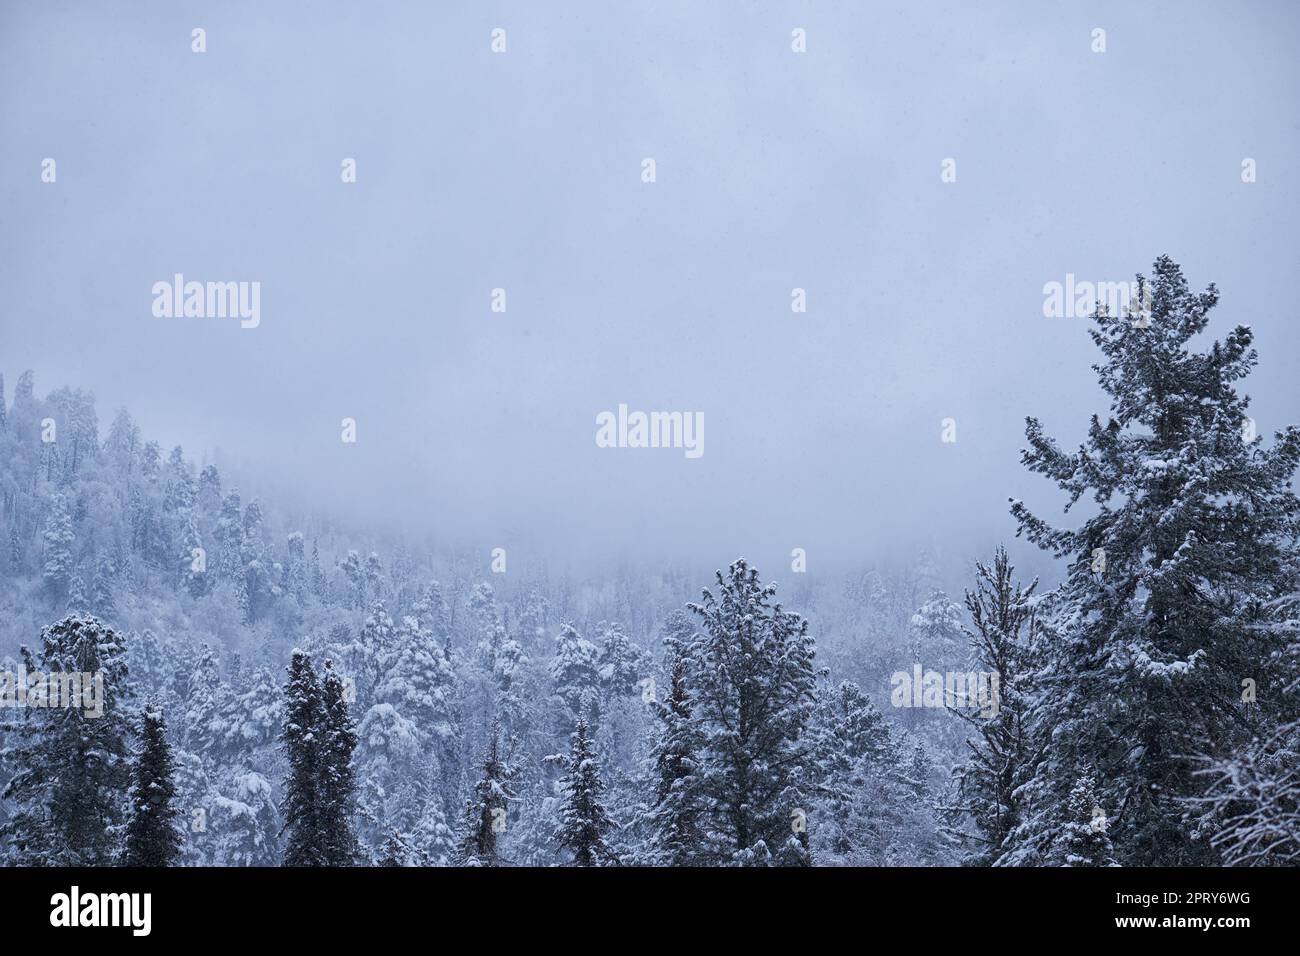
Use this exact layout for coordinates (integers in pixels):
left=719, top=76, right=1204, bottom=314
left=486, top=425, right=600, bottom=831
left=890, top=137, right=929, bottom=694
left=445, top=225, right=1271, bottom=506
left=0, top=370, right=963, bottom=865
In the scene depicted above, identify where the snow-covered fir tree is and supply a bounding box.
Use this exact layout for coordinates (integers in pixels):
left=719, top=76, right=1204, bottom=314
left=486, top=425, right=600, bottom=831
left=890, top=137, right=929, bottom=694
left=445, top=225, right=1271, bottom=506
left=410, top=788, right=457, bottom=866
left=1007, top=256, right=1300, bottom=865
left=208, top=770, right=281, bottom=867
left=548, top=718, right=617, bottom=866
left=549, top=621, right=601, bottom=730
left=280, top=650, right=327, bottom=866
left=183, top=646, right=229, bottom=765
left=40, top=493, right=75, bottom=603
left=1057, top=773, right=1118, bottom=867
left=644, top=648, right=703, bottom=866
left=945, top=548, right=1039, bottom=865
left=1, top=615, right=132, bottom=865
left=320, top=660, right=361, bottom=865
left=684, top=559, right=817, bottom=865
left=121, top=702, right=183, bottom=866
left=457, top=721, right=515, bottom=866
left=378, top=829, right=413, bottom=867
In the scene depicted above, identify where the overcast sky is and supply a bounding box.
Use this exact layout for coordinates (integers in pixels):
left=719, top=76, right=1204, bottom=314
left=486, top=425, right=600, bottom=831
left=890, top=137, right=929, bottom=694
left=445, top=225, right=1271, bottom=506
left=2, top=0, right=1298, bottom=574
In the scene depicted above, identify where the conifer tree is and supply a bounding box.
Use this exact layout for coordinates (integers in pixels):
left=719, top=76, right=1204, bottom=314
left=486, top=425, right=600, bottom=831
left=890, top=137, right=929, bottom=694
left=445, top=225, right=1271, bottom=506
left=646, top=650, right=703, bottom=866
left=90, top=555, right=117, bottom=621
left=223, top=665, right=284, bottom=757
left=684, top=559, right=818, bottom=865
left=339, top=550, right=366, bottom=609
left=378, top=829, right=411, bottom=867
left=41, top=493, right=75, bottom=602
left=280, top=650, right=327, bottom=866
left=8, top=525, right=22, bottom=573
left=364, top=551, right=384, bottom=602
left=341, top=602, right=396, bottom=708
left=1007, top=256, right=1300, bottom=865
left=947, top=548, right=1039, bottom=865
left=596, top=620, right=648, bottom=700
left=103, top=407, right=139, bottom=473
left=808, top=679, right=895, bottom=864
left=122, top=703, right=183, bottom=866
left=179, top=510, right=207, bottom=598
left=457, top=721, right=515, bottom=866
left=548, top=718, right=617, bottom=866
left=213, top=490, right=242, bottom=581
left=183, top=646, right=227, bottom=763
left=550, top=621, right=601, bottom=729
left=1, top=615, right=132, bottom=865
left=208, top=770, right=281, bottom=866
left=162, top=446, right=195, bottom=515
left=196, top=463, right=222, bottom=513
left=413, top=580, right=452, bottom=643
left=283, top=532, right=306, bottom=602
left=411, top=791, right=456, bottom=866
left=1058, top=774, right=1117, bottom=867
left=320, top=660, right=360, bottom=866
left=310, top=539, right=326, bottom=599
left=376, top=613, right=460, bottom=802
left=65, top=574, right=87, bottom=612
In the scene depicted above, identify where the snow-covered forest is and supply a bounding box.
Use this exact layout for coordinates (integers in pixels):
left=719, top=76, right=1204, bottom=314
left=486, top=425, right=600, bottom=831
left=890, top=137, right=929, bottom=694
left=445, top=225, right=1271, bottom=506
left=1, top=257, right=1296, bottom=867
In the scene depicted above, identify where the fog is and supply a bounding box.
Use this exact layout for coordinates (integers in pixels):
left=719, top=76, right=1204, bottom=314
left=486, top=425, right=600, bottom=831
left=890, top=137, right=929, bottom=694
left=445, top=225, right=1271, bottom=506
left=3, top=0, right=1298, bottom=574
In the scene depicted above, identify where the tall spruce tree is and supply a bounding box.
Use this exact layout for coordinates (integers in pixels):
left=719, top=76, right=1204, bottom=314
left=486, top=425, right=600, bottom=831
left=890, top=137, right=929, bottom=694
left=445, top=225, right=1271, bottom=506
left=320, top=660, right=360, bottom=866
left=121, top=703, right=182, bottom=866
left=1, top=615, right=132, bottom=865
left=808, top=679, right=896, bottom=865
left=280, top=649, right=327, bottom=866
left=1007, top=256, right=1300, bottom=865
left=548, top=718, right=617, bottom=866
left=684, top=559, right=818, bottom=865
left=646, top=649, right=703, bottom=866
left=457, top=721, right=515, bottom=866
left=946, top=548, right=1039, bottom=865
